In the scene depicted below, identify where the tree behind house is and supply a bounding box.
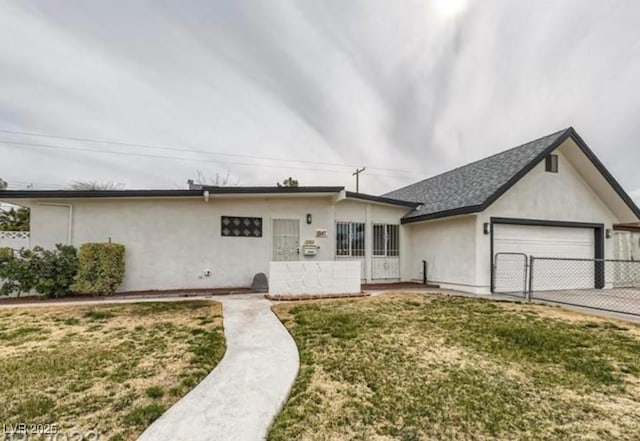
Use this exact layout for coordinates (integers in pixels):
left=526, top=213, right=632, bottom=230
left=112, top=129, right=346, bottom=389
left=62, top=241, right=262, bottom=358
left=277, top=177, right=299, bottom=187
left=0, top=207, right=30, bottom=231
left=70, top=181, right=125, bottom=190
left=191, top=170, right=235, bottom=187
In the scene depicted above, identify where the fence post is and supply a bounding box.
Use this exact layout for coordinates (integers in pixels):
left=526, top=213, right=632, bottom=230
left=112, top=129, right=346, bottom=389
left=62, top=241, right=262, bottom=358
left=527, top=256, right=534, bottom=302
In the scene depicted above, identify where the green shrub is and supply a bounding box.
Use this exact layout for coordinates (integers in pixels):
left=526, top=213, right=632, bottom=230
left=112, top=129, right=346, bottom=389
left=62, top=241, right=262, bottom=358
left=33, top=244, right=78, bottom=298
left=73, top=243, right=125, bottom=295
left=1, top=248, right=29, bottom=296
left=0, top=245, right=77, bottom=298
left=0, top=247, right=13, bottom=262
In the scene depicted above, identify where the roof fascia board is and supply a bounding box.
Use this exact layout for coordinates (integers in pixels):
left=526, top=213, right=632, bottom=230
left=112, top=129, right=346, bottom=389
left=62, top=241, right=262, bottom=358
left=0, top=186, right=346, bottom=200
left=479, top=128, right=574, bottom=211
left=0, top=190, right=203, bottom=199
left=480, top=127, right=640, bottom=220
left=401, top=204, right=483, bottom=224
left=344, top=191, right=420, bottom=208
left=567, top=129, right=640, bottom=220
left=201, top=186, right=344, bottom=195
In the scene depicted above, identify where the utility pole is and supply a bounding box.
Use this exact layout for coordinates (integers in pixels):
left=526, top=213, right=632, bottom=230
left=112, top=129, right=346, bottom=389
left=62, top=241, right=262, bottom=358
left=352, top=167, right=365, bottom=193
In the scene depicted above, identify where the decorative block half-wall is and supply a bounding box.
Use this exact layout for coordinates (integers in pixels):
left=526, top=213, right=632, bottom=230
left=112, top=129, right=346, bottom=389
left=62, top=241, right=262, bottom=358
left=269, top=261, right=361, bottom=296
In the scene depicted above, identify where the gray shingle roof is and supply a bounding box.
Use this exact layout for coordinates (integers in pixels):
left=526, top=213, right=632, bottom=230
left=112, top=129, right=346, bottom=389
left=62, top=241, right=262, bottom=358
left=384, top=128, right=572, bottom=222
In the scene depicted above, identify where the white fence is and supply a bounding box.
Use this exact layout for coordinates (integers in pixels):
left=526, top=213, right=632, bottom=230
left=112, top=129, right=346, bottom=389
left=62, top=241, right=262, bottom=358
left=0, top=231, right=30, bottom=250
left=614, top=231, right=640, bottom=261
left=269, top=261, right=361, bottom=296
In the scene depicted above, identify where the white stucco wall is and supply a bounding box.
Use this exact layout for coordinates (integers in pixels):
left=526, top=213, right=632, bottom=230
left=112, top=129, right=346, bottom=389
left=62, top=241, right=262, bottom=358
left=29, top=203, right=71, bottom=248
left=18, top=195, right=409, bottom=293
left=269, top=261, right=361, bottom=295
left=334, top=200, right=411, bottom=282
left=406, top=215, right=478, bottom=291
left=14, top=140, right=627, bottom=296
left=24, top=196, right=338, bottom=291
left=475, top=147, right=621, bottom=292
left=402, top=144, right=625, bottom=295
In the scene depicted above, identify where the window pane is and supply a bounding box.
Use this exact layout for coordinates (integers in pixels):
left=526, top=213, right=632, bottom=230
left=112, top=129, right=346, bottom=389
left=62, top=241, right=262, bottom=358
left=221, top=216, right=262, bottom=237
left=387, top=225, right=400, bottom=256
left=336, top=222, right=349, bottom=256
left=352, top=223, right=366, bottom=256
left=373, top=224, right=385, bottom=256
left=336, top=222, right=366, bottom=257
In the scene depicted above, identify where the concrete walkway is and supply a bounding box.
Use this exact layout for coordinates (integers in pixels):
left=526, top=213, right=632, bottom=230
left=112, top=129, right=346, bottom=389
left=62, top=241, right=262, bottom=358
left=137, top=294, right=300, bottom=441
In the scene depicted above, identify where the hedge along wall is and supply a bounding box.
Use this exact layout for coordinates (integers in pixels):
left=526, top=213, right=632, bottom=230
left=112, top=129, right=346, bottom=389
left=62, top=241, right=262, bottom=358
left=73, top=243, right=126, bottom=295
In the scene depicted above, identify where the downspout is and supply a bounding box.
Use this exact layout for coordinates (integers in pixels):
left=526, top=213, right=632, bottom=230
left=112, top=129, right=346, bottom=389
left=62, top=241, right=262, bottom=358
left=38, top=202, right=73, bottom=244
left=422, top=260, right=427, bottom=285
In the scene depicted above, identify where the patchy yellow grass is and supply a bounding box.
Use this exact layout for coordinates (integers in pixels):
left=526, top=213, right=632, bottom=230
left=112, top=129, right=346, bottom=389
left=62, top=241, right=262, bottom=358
left=270, top=293, right=640, bottom=441
left=0, top=300, right=225, bottom=440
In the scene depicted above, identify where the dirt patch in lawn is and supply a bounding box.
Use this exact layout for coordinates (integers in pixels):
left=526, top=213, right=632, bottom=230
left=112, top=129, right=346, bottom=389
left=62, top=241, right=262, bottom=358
left=270, top=293, right=640, bottom=441
left=0, top=300, right=225, bottom=440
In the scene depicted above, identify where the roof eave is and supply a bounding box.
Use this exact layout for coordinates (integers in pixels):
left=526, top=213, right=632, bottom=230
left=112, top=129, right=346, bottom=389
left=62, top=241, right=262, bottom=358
left=477, top=128, right=574, bottom=211
left=567, top=129, right=640, bottom=220
left=344, top=191, right=421, bottom=208
left=0, top=186, right=347, bottom=200
left=0, top=190, right=204, bottom=199
left=400, top=205, right=483, bottom=224
left=476, top=127, right=640, bottom=221
left=201, top=186, right=344, bottom=195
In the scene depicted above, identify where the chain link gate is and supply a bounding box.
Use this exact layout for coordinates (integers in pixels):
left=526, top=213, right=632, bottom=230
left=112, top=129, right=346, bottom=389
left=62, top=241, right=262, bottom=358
left=493, top=253, right=529, bottom=298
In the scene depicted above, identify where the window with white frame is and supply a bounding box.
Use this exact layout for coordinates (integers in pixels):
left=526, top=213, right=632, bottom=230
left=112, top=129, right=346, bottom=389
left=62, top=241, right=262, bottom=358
left=336, top=222, right=365, bottom=256
left=373, top=224, right=400, bottom=257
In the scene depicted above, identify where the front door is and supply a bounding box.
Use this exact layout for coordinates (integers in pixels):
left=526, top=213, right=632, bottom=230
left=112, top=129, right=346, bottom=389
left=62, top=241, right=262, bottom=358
left=372, top=224, right=400, bottom=279
left=272, top=219, right=300, bottom=261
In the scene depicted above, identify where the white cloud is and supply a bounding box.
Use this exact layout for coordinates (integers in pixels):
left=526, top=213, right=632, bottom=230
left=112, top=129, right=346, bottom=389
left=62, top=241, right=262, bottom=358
left=0, top=0, right=639, bottom=197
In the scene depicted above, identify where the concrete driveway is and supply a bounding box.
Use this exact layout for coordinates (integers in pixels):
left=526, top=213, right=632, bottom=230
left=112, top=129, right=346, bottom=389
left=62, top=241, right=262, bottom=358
left=137, top=294, right=299, bottom=441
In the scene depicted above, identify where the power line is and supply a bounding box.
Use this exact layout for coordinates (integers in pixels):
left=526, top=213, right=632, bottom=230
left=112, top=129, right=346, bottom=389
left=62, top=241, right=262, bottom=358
left=7, top=180, right=69, bottom=189
left=0, top=128, right=430, bottom=176
left=0, top=139, right=422, bottom=179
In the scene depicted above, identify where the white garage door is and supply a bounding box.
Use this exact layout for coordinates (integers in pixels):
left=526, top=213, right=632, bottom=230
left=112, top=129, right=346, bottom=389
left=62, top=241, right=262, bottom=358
left=494, top=224, right=594, bottom=258
left=493, top=224, right=595, bottom=292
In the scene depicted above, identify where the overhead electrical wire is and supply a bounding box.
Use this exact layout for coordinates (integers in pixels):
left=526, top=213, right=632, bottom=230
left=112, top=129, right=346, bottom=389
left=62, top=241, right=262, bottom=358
left=0, top=128, right=431, bottom=176
left=0, top=138, right=424, bottom=179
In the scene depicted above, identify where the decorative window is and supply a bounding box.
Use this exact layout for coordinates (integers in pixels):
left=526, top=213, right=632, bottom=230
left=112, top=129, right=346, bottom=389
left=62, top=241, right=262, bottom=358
left=336, top=222, right=365, bottom=257
left=373, top=224, right=400, bottom=257
left=221, top=216, right=262, bottom=237
left=545, top=154, right=558, bottom=173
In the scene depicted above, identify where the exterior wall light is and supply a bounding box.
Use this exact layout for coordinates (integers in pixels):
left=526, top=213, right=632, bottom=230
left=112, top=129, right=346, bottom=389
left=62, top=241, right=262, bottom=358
left=606, top=229, right=612, bottom=239
left=483, top=222, right=491, bottom=235
left=306, top=213, right=312, bottom=224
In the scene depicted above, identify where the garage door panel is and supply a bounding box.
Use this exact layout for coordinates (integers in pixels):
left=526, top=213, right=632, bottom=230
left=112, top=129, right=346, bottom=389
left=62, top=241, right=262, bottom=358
left=494, top=225, right=594, bottom=259
left=493, top=224, right=595, bottom=292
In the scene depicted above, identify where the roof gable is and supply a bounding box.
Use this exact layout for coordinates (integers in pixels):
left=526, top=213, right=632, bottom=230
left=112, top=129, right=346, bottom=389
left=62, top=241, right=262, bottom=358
left=385, top=127, right=640, bottom=223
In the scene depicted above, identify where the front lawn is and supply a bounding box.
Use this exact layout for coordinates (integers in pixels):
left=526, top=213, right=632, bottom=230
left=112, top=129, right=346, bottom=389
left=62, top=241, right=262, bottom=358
left=270, top=294, right=640, bottom=440
left=0, top=300, right=225, bottom=440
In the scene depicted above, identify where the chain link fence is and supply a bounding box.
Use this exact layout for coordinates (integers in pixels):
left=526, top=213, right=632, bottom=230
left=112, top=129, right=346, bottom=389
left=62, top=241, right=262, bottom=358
left=493, top=253, right=528, bottom=298
left=529, top=257, right=640, bottom=316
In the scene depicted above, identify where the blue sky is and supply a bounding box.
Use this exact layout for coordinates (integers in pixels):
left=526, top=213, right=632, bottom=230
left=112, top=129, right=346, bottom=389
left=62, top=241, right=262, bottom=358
left=1, top=0, right=640, bottom=201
